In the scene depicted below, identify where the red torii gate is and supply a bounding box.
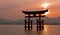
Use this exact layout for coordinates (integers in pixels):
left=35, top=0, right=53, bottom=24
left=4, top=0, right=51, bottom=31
left=22, top=9, right=48, bottom=31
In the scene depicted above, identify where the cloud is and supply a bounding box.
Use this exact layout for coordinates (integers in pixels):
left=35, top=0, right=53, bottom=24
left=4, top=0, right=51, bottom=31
left=0, top=0, right=60, bottom=20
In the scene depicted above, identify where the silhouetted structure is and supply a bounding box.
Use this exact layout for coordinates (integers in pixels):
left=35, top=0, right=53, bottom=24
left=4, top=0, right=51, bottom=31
left=22, top=9, right=48, bottom=31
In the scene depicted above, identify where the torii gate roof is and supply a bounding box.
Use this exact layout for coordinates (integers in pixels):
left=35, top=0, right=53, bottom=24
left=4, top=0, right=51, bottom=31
left=23, top=9, right=48, bottom=14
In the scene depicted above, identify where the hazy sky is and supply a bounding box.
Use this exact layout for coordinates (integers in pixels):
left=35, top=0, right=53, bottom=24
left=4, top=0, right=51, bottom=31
left=0, top=0, right=60, bottom=20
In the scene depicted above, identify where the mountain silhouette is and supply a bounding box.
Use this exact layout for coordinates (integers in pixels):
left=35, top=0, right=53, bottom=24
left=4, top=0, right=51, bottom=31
left=0, top=17, right=60, bottom=25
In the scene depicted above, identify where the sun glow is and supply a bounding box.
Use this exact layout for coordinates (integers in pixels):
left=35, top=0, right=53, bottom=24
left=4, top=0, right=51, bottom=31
left=41, top=3, right=50, bottom=15
left=41, top=3, right=50, bottom=9
left=45, top=12, right=49, bottom=15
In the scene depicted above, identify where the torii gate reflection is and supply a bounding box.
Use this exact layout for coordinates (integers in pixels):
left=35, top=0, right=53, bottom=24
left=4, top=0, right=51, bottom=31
left=22, top=9, right=48, bottom=31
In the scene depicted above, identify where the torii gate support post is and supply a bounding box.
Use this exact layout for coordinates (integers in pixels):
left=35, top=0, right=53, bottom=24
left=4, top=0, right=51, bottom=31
left=36, top=14, right=42, bottom=31
left=24, top=14, right=33, bottom=31
left=31, top=20, right=32, bottom=30
left=36, top=14, right=44, bottom=31
left=41, top=20, right=44, bottom=30
left=28, top=14, right=30, bottom=30
left=39, top=14, right=41, bottom=30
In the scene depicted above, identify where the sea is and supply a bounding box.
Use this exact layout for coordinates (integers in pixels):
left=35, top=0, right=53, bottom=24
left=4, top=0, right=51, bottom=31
left=0, top=25, right=60, bottom=35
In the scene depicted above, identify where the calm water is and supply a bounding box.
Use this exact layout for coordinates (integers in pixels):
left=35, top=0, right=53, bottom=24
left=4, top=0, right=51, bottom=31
left=0, top=25, right=60, bottom=35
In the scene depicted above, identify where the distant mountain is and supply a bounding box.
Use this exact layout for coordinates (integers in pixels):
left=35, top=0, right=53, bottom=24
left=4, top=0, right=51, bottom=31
left=0, top=17, right=60, bottom=25
left=0, top=18, right=24, bottom=25
left=44, top=17, right=60, bottom=25
left=0, top=19, right=12, bottom=24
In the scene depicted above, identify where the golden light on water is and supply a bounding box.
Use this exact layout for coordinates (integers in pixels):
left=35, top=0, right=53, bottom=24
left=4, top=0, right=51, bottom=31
left=41, top=3, right=50, bottom=9
left=44, top=25, right=48, bottom=32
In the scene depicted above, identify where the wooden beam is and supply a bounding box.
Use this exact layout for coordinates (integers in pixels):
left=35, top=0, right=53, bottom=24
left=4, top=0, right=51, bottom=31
left=25, top=15, right=45, bottom=18
left=23, top=9, right=48, bottom=14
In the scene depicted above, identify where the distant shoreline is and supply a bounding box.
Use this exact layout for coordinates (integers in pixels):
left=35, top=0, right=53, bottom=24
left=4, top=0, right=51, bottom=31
left=0, top=24, right=60, bottom=25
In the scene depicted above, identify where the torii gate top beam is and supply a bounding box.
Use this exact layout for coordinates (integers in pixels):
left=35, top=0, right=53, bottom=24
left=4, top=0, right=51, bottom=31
left=23, top=9, right=48, bottom=14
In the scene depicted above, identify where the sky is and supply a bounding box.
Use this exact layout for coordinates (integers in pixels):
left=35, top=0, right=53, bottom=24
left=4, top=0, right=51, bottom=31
left=0, top=0, right=60, bottom=20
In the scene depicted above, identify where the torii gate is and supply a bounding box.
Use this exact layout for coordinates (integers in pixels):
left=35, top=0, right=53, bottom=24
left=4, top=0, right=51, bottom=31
left=22, top=9, right=48, bottom=31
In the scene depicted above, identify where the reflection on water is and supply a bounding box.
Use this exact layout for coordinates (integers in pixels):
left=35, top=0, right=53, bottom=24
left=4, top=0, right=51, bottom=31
left=43, top=25, right=60, bottom=35
left=44, top=25, right=48, bottom=32
left=0, top=25, right=60, bottom=35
